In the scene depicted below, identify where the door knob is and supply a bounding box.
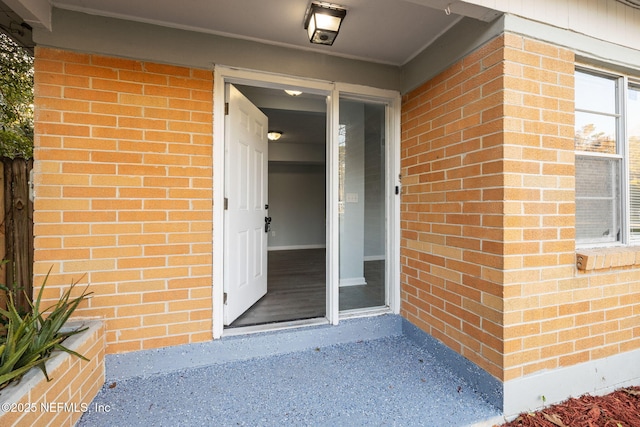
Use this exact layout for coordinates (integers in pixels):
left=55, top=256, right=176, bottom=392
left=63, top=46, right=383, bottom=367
left=265, top=216, right=272, bottom=233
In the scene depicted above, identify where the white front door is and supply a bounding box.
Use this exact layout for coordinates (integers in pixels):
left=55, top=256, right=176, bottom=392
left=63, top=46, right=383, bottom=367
left=224, top=84, right=269, bottom=325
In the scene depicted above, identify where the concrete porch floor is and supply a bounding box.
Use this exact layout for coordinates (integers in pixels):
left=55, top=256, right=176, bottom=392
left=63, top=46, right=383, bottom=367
left=78, top=315, right=504, bottom=426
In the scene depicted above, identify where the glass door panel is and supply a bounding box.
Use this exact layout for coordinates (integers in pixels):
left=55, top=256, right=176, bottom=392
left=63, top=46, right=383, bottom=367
left=338, top=98, right=386, bottom=311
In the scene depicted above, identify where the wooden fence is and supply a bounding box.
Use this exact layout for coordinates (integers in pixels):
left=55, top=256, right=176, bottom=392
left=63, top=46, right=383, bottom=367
left=1, top=157, right=33, bottom=312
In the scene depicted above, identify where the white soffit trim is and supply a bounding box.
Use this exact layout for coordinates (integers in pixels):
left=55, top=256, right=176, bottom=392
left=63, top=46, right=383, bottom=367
left=4, top=0, right=51, bottom=29
left=503, top=14, right=640, bottom=73
left=403, top=0, right=501, bottom=22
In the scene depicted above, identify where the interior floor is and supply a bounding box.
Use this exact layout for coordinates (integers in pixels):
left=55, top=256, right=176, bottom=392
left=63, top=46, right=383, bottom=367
left=228, top=248, right=385, bottom=328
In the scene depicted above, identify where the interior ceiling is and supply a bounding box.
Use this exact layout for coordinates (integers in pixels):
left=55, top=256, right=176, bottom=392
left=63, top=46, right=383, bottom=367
left=235, top=85, right=327, bottom=146
left=47, top=0, right=499, bottom=66
left=264, top=107, right=327, bottom=146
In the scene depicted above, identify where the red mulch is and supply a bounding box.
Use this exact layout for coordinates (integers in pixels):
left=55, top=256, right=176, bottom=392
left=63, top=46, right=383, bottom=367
left=497, top=386, right=640, bottom=427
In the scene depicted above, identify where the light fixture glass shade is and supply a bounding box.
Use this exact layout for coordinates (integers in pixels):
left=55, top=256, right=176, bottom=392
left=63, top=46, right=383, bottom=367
left=305, top=3, right=346, bottom=46
left=267, top=131, right=282, bottom=141
left=285, top=90, right=302, bottom=96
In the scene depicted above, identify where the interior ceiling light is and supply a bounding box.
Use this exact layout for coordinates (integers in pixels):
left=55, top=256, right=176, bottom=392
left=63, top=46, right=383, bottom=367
left=285, top=90, right=303, bottom=96
left=267, top=131, right=283, bottom=141
left=304, top=2, right=347, bottom=46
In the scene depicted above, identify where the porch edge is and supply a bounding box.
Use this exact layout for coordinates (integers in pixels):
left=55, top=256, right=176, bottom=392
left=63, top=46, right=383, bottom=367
left=402, top=319, right=504, bottom=411
left=106, top=314, right=403, bottom=381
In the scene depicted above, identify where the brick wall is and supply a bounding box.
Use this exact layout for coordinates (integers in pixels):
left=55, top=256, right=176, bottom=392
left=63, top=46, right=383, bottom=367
left=401, top=34, right=513, bottom=381
left=498, top=35, right=577, bottom=381
left=399, top=33, right=638, bottom=382
left=31, top=39, right=640, bottom=376
left=33, top=47, right=213, bottom=354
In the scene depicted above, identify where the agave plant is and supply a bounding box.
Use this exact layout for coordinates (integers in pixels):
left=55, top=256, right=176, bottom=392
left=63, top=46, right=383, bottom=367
left=0, top=271, right=92, bottom=390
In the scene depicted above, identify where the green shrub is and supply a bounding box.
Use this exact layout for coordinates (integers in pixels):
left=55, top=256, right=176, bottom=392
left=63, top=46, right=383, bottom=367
left=0, top=271, right=92, bottom=390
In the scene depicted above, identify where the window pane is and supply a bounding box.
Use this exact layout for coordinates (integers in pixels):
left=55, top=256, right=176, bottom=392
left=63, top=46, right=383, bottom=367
left=575, top=156, right=620, bottom=244
left=575, top=111, right=617, bottom=153
left=575, top=70, right=617, bottom=114
left=629, top=85, right=640, bottom=239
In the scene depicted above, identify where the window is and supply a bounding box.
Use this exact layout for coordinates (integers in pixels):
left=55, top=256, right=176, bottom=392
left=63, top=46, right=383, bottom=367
left=575, top=68, right=640, bottom=246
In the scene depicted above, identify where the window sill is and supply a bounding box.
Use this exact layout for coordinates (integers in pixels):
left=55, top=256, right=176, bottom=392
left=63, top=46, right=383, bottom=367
left=576, top=247, right=640, bottom=271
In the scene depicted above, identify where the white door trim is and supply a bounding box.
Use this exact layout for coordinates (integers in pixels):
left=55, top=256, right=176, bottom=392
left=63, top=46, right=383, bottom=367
left=327, top=88, right=340, bottom=324
left=213, top=66, right=333, bottom=338
left=212, top=66, right=401, bottom=339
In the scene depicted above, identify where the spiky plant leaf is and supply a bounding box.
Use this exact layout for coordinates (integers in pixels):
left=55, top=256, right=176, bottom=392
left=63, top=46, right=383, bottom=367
left=0, top=270, right=92, bottom=389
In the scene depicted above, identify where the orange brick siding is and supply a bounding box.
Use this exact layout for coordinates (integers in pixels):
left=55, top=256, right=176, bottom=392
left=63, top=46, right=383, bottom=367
left=401, top=34, right=514, bottom=381
left=31, top=38, right=640, bottom=381
left=401, top=33, right=640, bottom=383
left=33, top=47, right=213, bottom=354
left=499, top=35, right=579, bottom=381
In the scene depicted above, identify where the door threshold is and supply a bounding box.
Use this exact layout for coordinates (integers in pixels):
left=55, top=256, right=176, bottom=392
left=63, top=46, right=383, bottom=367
left=223, top=308, right=391, bottom=338
left=339, top=306, right=391, bottom=319
left=223, top=317, right=330, bottom=337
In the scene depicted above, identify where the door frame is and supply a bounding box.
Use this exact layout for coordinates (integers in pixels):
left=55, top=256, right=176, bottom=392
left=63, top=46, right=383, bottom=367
left=213, top=66, right=401, bottom=338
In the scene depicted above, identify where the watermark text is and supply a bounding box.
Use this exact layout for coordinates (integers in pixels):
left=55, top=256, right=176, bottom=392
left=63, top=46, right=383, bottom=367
left=2, top=402, right=111, bottom=413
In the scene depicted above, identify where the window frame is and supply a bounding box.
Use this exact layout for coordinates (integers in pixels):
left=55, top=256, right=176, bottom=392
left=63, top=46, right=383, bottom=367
left=575, top=66, right=639, bottom=248
left=626, top=81, right=640, bottom=241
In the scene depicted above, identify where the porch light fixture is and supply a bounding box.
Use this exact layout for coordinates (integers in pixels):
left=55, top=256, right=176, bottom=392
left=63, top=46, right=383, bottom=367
left=267, top=131, right=283, bottom=141
left=304, top=2, right=347, bottom=46
left=285, top=90, right=303, bottom=96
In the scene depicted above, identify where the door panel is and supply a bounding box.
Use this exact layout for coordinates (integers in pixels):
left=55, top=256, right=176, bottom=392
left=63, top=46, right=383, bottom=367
left=224, top=84, right=269, bottom=325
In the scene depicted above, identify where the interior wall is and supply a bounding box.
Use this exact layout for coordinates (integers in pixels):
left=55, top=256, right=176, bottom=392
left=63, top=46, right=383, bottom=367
left=339, top=100, right=366, bottom=284
left=364, top=104, right=386, bottom=260
left=267, top=163, right=325, bottom=250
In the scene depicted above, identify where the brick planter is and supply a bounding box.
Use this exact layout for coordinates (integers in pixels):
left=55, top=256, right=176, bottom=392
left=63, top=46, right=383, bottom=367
left=0, top=320, right=105, bottom=426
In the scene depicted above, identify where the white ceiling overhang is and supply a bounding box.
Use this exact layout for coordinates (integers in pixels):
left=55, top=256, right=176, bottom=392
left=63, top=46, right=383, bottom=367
left=2, top=0, right=50, bottom=30
left=2, top=0, right=500, bottom=66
